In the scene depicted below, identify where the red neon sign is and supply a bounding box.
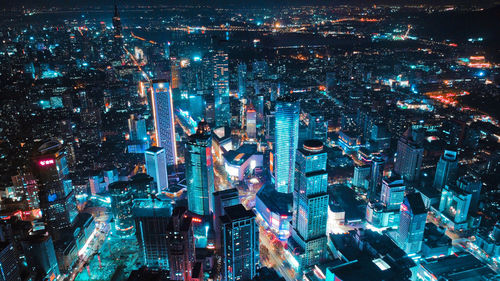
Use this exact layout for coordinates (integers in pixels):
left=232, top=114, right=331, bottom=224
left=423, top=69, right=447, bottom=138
left=39, top=159, right=55, bottom=166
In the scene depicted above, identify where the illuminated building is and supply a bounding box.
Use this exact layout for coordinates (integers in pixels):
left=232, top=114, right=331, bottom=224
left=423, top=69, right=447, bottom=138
left=151, top=80, right=177, bottom=166
left=213, top=188, right=240, bottom=252
left=255, top=184, right=292, bottom=240
left=246, top=104, right=257, bottom=139
left=289, top=140, right=329, bottom=269
left=399, top=193, right=426, bottom=254
left=109, top=181, right=135, bottom=237
left=145, top=146, right=168, bottom=193
left=417, top=252, right=496, bottom=281
left=433, top=150, right=458, bottom=190
left=30, top=141, right=78, bottom=241
left=185, top=122, right=214, bottom=216
left=237, top=62, right=247, bottom=98
left=21, top=227, right=60, bottom=281
left=220, top=204, right=259, bottom=281
left=213, top=51, right=230, bottom=127
left=252, top=60, right=268, bottom=79
left=352, top=164, right=370, bottom=189
left=457, top=175, right=481, bottom=213
left=306, top=112, right=328, bottom=144
left=0, top=242, right=21, bottom=281
left=274, top=98, right=300, bottom=193
left=133, top=199, right=173, bottom=269
left=380, top=176, right=405, bottom=211
left=394, top=128, right=424, bottom=182
left=112, top=4, right=123, bottom=58
left=166, top=207, right=195, bottom=281
left=130, top=173, right=155, bottom=199
left=438, top=183, right=471, bottom=230
left=368, top=155, right=385, bottom=201
left=128, top=114, right=149, bottom=148
left=338, top=130, right=360, bottom=153
left=170, top=58, right=181, bottom=90
left=223, top=144, right=263, bottom=181
left=11, top=173, right=39, bottom=209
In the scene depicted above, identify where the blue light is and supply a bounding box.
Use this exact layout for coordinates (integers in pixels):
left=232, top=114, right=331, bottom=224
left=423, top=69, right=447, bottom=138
left=477, top=71, right=485, bottom=77
left=193, top=55, right=201, bottom=62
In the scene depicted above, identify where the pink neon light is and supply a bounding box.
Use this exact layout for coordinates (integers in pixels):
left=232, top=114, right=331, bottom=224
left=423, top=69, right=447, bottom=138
left=39, top=159, right=55, bottom=166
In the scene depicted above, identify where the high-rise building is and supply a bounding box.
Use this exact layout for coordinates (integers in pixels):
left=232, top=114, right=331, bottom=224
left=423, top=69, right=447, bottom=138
left=433, top=150, right=458, bottom=190
left=394, top=128, right=424, bottom=182
left=0, top=242, right=21, bottom=281
left=109, top=181, right=135, bottom=237
left=380, top=176, right=405, bottom=211
left=274, top=98, right=300, bottom=193
left=399, top=193, right=427, bottom=254
left=21, top=227, right=60, bottom=281
left=166, top=207, right=195, bottom=281
left=246, top=104, right=257, bottom=139
left=220, top=204, right=259, bottom=281
left=290, top=140, right=329, bottom=268
left=30, top=141, right=78, bottom=241
left=213, top=51, right=230, bottom=127
left=306, top=112, right=328, bottom=144
left=213, top=188, right=240, bottom=252
left=457, top=176, right=482, bottom=213
left=439, top=184, right=471, bottom=225
left=368, top=155, right=385, bottom=201
left=128, top=114, right=149, bottom=144
left=352, top=164, right=370, bottom=188
left=151, top=80, right=177, bottom=166
left=112, top=4, right=123, bottom=58
left=185, top=122, right=214, bottom=216
left=145, top=146, right=168, bottom=193
left=133, top=199, right=173, bottom=269
left=237, top=63, right=247, bottom=98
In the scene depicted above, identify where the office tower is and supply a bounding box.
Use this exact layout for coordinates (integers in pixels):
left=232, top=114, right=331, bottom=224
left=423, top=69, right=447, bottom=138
left=274, top=98, right=300, bottom=193
left=133, top=199, right=173, bottom=269
left=185, top=122, right=214, bottom=216
left=128, top=114, right=149, bottom=144
left=30, top=141, right=77, bottom=241
left=213, top=51, right=230, bottom=127
left=246, top=104, right=257, bottom=139
left=130, top=173, right=155, bottom=199
left=166, top=207, right=195, bottom=281
left=399, top=193, right=427, bottom=254
left=220, top=204, right=259, bottom=281
left=21, top=228, right=60, bottom=281
left=237, top=62, right=247, bottom=98
left=213, top=188, right=240, bottom=253
left=109, top=181, right=135, bottom=236
left=164, top=42, right=170, bottom=60
left=112, top=4, right=123, bottom=57
left=380, top=176, right=405, bottom=211
left=11, top=173, right=39, bottom=209
left=394, top=128, right=424, bottom=182
left=352, top=164, right=370, bottom=188
left=151, top=80, right=177, bottom=166
left=368, top=155, right=385, bottom=201
left=307, top=112, right=328, bottom=144
left=433, top=150, right=458, bottom=190
left=188, top=92, right=204, bottom=122
left=457, top=176, right=482, bottom=213
left=290, top=140, right=329, bottom=268
left=170, top=58, right=181, bottom=90
left=145, top=146, right=168, bottom=193
left=0, top=242, right=21, bottom=281
left=439, top=184, right=471, bottom=225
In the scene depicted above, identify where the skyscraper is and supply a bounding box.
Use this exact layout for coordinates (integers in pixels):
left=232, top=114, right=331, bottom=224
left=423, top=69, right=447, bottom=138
left=439, top=184, right=472, bottom=225
left=21, top=227, right=60, bottom=281
left=151, top=80, right=177, bottom=166
left=457, top=176, right=482, bottom=213
left=394, top=128, right=424, bottom=182
left=128, top=114, right=149, bottom=144
left=237, top=62, right=247, bottom=98
left=0, top=242, right=21, bottom=281
left=220, top=204, right=259, bottom=281
left=433, top=150, right=458, bottom=190
left=109, top=181, right=135, bottom=237
left=246, top=104, right=257, bottom=139
left=213, top=51, right=230, bottom=127
left=399, top=193, right=427, bottom=254
left=112, top=4, right=123, bottom=57
left=145, top=146, right=168, bottom=193
left=352, top=164, right=370, bottom=188
left=306, top=112, right=328, bottom=144
left=213, top=188, right=240, bottom=253
left=30, top=140, right=78, bottom=241
left=166, top=207, right=195, bottom=281
left=185, top=122, right=214, bottom=216
left=133, top=199, right=173, bottom=269
left=274, top=98, right=300, bottom=193
left=368, top=155, right=385, bottom=201
left=380, top=176, right=405, bottom=211
left=290, top=140, right=329, bottom=268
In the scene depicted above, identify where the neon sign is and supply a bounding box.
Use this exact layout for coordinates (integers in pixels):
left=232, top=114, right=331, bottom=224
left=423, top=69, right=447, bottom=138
left=39, top=159, right=55, bottom=166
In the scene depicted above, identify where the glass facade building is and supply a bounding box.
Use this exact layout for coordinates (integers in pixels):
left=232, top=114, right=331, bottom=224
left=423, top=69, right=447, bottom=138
left=151, top=80, right=177, bottom=166
left=145, top=146, right=168, bottom=193
left=213, top=51, right=230, bottom=127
